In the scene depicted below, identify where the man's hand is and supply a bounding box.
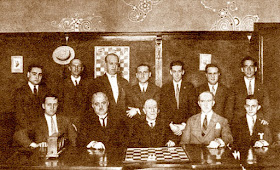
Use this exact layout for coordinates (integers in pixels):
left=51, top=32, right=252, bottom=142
left=29, top=142, right=38, bottom=148
left=260, top=119, right=269, bottom=125
left=166, top=140, right=176, bottom=147
left=254, top=140, right=269, bottom=147
left=38, top=142, right=48, bottom=147
left=126, top=107, right=141, bottom=118
left=207, top=138, right=225, bottom=148
left=87, top=141, right=106, bottom=150
left=169, top=122, right=183, bottom=136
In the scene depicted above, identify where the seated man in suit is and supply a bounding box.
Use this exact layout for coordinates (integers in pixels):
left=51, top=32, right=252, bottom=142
left=13, top=93, right=77, bottom=148
left=196, top=64, right=233, bottom=123
left=79, top=92, right=124, bottom=149
left=130, top=99, right=175, bottom=147
left=180, top=91, right=233, bottom=148
left=232, top=95, right=272, bottom=149
left=126, top=63, right=161, bottom=119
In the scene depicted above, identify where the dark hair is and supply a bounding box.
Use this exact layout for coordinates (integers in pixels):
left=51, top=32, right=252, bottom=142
left=28, top=64, right=43, bottom=72
left=105, top=53, right=119, bottom=63
left=170, top=60, right=184, bottom=70
left=205, top=64, right=219, bottom=73
left=43, top=93, right=58, bottom=103
left=241, top=56, right=257, bottom=67
left=136, top=63, right=151, bottom=72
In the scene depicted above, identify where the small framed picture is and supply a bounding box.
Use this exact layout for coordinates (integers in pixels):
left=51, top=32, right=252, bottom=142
left=199, top=54, right=211, bottom=71
left=11, top=56, right=23, bottom=73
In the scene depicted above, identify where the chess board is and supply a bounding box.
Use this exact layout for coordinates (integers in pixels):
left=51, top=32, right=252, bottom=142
left=124, top=147, right=189, bottom=162
left=94, top=46, right=130, bottom=81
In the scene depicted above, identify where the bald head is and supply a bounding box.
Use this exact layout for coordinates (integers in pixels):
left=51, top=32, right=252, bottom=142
left=143, top=99, right=158, bottom=121
left=69, top=59, right=84, bottom=77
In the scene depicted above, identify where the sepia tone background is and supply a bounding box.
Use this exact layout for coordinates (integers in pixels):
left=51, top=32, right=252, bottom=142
left=0, top=0, right=280, bottom=147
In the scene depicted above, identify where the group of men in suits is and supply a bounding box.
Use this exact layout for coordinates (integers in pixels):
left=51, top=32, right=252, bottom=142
left=13, top=53, right=273, bottom=150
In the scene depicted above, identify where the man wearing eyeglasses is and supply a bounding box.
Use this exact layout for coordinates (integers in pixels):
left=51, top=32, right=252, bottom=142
left=197, top=64, right=233, bottom=123
left=180, top=91, right=233, bottom=147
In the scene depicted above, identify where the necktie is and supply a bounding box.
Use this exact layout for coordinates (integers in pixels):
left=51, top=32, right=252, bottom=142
left=249, top=116, right=255, bottom=136
left=248, top=80, right=252, bottom=95
left=202, top=115, right=207, bottom=136
left=33, top=86, right=37, bottom=95
left=50, top=116, right=56, bottom=136
left=211, top=85, right=215, bottom=95
left=101, top=117, right=107, bottom=127
left=75, top=80, right=78, bottom=86
left=175, top=84, right=180, bottom=109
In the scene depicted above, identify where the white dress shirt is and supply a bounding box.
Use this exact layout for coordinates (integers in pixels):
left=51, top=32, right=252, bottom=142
left=71, top=75, right=81, bottom=86
left=246, top=114, right=256, bottom=136
left=201, top=110, right=213, bottom=128
left=208, top=83, right=218, bottom=96
left=244, top=76, right=255, bottom=95
left=98, top=113, right=108, bottom=127
left=146, top=118, right=156, bottom=128
left=28, top=81, right=38, bottom=94
left=139, top=82, right=148, bottom=92
left=106, top=73, right=119, bottom=103
left=44, top=114, right=58, bottom=136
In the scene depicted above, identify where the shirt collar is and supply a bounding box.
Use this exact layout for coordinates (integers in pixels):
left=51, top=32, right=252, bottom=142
left=244, top=76, right=255, bottom=82
left=44, top=114, right=56, bottom=119
left=208, top=82, right=218, bottom=89
left=106, top=72, right=117, bottom=79
left=201, top=110, right=213, bottom=120
left=173, top=80, right=182, bottom=89
left=139, top=82, right=148, bottom=90
left=146, top=117, right=156, bottom=124
left=71, top=75, right=81, bottom=82
left=28, top=81, right=38, bottom=90
left=98, top=113, right=108, bottom=119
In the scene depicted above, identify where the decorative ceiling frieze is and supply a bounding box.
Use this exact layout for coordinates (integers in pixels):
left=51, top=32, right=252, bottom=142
left=122, top=0, right=162, bottom=22
left=201, top=1, right=259, bottom=31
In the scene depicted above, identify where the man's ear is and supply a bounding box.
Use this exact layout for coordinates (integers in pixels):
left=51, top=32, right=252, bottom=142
left=42, top=103, right=45, bottom=110
left=169, top=70, right=172, bottom=75
left=27, top=72, right=30, bottom=78
left=68, top=66, right=71, bottom=71
left=241, top=67, right=244, bottom=73
left=257, top=105, right=261, bottom=111
left=143, top=108, right=147, bottom=115
left=254, top=67, right=258, bottom=72
left=182, top=70, right=185, bottom=75
left=212, top=101, right=215, bottom=106
left=148, top=72, right=151, bottom=78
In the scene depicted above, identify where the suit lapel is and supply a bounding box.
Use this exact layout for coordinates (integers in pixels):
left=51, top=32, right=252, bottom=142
left=192, top=114, right=204, bottom=143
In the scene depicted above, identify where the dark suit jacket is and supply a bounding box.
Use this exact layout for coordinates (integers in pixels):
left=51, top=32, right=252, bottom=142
left=232, top=114, right=272, bottom=149
left=13, top=114, right=77, bottom=148
left=129, top=119, right=166, bottom=147
left=129, top=82, right=161, bottom=109
left=78, top=109, right=125, bottom=148
left=59, top=76, right=91, bottom=129
left=160, top=80, right=197, bottom=144
left=13, top=83, right=50, bottom=129
left=91, top=74, right=132, bottom=119
left=160, top=80, right=197, bottom=124
left=196, top=83, right=234, bottom=123
left=180, top=112, right=233, bottom=145
left=231, top=78, right=271, bottom=123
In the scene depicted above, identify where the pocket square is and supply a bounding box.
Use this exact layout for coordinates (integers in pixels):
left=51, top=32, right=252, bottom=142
left=215, top=122, right=221, bottom=129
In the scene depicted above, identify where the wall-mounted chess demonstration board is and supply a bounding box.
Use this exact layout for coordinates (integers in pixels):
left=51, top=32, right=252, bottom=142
left=124, top=147, right=189, bottom=163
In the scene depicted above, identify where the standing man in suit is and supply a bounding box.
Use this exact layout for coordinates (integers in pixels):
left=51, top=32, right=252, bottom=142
left=92, top=53, right=132, bottom=120
left=14, top=64, right=49, bottom=129
left=13, top=94, right=77, bottom=148
left=60, top=59, right=90, bottom=131
left=232, top=56, right=271, bottom=124
left=79, top=92, right=123, bottom=149
left=232, top=95, right=272, bottom=149
left=180, top=91, right=233, bottom=147
left=197, top=64, right=233, bottom=123
left=126, top=64, right=161, bottom=119
left=129, top=99, right=175, bottom=147
left=160, top=60, right=197, bottom=144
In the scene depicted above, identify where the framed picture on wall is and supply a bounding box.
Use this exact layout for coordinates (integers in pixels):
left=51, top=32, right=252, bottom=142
left=94, top=46, right=130, bottom=81
left=199, top=54, right=211, bottom=71
left=11, top=56, right=23, bottom=73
